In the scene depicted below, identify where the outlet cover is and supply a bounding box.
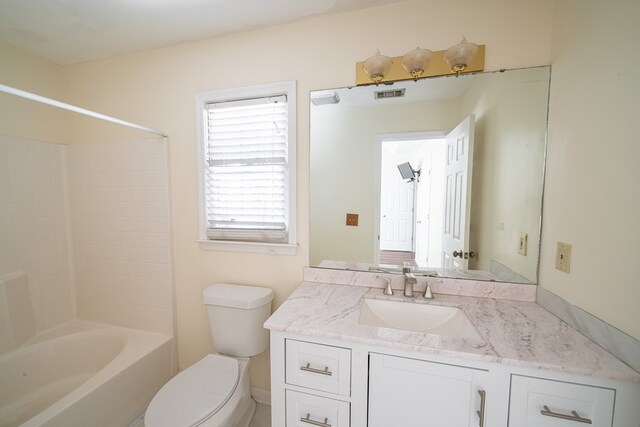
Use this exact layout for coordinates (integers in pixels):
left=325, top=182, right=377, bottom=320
left=556, top=241, right=572, bottom=273
left=346, top=213, right=359, bottom=227
left=518, top=232, right=528, bottom=256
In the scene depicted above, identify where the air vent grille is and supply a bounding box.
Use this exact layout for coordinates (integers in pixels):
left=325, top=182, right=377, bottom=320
left=374, top=88, right=406, bottom=100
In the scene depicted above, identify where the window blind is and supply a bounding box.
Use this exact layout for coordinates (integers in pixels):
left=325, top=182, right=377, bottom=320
left=204, top=95, right=289, bottom=242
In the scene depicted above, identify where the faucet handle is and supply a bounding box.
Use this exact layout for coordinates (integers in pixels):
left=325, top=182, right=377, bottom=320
left=423, top=285, right=434, bottom=299
left=376, top=275, right=394, bottom=296
left=423, top=279, right=442, bottom=299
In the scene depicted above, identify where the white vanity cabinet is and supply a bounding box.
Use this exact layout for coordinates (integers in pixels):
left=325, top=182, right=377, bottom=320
left=269, top=331, right=640, bottom=427
left=368, top=353, right=489, bottom=427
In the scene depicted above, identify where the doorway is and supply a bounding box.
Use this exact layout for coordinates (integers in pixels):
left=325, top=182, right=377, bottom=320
left=376, top=133, right=446, bottom=268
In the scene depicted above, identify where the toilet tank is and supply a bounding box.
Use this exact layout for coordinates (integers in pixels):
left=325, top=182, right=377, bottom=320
left=202, top=283, right=274, bottom=357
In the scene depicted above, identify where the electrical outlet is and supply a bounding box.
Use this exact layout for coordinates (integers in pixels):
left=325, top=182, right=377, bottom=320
left=518, top=232, right=528, bottom=256
left=346, top=213, right=359, bottom=227
left=556, top=242, right=572, bottom=273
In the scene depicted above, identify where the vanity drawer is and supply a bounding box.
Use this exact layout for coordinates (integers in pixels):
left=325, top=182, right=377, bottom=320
left=285, top=390, right=350, bottom=427
left=285, top=339, right=351, bottom=396
left=509, top=375, right=615, bottom=426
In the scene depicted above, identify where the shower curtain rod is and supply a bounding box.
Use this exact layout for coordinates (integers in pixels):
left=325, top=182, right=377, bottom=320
left=0, top=83, right=168, bottom=138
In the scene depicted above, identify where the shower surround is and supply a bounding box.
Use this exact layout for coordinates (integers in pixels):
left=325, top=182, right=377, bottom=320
left=0, top=134, right=174, bottom=353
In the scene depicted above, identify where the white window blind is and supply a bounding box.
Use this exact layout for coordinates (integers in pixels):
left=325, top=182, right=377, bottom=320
left=204, top=95, right=289, bottom=243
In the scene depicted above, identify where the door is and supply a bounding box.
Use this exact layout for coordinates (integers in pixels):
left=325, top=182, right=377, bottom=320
left=442, top=115, right=475, bottom=270
left=379, top=170, right=415, bottom=251
left=368, top=353, right=488, bottom=427
left=414, top=154, right=431, bottom=266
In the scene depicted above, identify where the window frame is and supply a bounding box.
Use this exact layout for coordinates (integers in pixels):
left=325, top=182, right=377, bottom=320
left=195, top=81, right=297, bottom=255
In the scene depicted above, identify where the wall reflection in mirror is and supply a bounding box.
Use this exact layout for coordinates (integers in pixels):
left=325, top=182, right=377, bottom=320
left=310, top=66, right=550, bottom=284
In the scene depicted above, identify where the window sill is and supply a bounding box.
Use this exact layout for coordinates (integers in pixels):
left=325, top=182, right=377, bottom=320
left=197, top=239, right=298, bottom=256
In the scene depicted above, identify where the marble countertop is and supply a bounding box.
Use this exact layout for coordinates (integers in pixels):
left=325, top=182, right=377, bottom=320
left=264, top=281, right=640, bottom=383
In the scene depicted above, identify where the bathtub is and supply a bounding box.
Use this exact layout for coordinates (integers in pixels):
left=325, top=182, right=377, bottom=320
left=0, top=320, right=174, bottom=427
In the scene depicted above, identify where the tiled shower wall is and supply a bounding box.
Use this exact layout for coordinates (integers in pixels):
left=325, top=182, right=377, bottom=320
left=0, top=135, right=73, bottom=352
left=67, top=139, right=173, bottom=335
left=0, top=136, right=173, bottom=352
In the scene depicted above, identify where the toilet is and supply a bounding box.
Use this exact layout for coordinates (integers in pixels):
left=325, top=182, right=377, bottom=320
left=145, top=283, right=273, bottom=427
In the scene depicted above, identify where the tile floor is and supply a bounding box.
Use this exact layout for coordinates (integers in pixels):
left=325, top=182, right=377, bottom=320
left=249, top=404, right=271, bottom=427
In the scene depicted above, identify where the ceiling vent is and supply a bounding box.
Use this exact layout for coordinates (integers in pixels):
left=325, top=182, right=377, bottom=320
left=374, top=88, right=406, bottom=100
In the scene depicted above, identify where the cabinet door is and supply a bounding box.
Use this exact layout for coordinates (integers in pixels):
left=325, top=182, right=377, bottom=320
left=368, top=353, right=488, bottom=427
left=509, top=375, right=615, bottom=426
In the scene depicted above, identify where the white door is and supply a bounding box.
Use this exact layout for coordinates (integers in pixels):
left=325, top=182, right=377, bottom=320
left=414, top=154, right=431, bottom=266
left=379, top=170, right=415, bottom=251
left=368, top=353, right=488, bottom=427
left=442, top=115, right=475, bottom=270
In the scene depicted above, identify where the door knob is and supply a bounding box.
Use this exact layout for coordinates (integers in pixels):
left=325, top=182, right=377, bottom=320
left=452, top=250, right=463, bottom=258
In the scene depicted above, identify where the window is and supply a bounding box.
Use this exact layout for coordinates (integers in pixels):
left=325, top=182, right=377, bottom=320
left=195, top=81, right=297, bottom=255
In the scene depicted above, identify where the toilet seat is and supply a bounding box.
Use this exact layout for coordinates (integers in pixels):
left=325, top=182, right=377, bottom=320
left=145, top=355, right=239, bottom=427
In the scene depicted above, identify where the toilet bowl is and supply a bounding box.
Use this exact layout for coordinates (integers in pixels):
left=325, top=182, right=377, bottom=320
left=145, top=284, right=273, bottom=427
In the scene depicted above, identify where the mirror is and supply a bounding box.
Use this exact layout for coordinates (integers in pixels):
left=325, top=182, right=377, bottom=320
left=310, top=66, right=550, bottom=284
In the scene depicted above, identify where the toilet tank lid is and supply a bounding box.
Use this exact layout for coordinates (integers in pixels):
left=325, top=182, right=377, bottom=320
left=203, top=283, right=273, bottom=309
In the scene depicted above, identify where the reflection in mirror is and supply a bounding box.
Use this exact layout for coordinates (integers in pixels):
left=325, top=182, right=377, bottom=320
left=310, top=66, right=550, bottom=284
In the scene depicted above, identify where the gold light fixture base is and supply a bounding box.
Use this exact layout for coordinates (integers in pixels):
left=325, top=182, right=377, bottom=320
left=356, top=45, right=485, bottom=86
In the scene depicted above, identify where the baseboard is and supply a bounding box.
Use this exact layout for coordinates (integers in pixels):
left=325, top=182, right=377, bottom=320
left=251, top=386, right=271, bottom=406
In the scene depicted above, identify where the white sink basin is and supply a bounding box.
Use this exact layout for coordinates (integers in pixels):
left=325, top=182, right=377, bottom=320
left=358, top=298, right=482, bottom=340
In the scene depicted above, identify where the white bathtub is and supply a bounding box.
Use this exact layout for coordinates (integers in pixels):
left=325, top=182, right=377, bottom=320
left=0, top=320, right=174, bottom=427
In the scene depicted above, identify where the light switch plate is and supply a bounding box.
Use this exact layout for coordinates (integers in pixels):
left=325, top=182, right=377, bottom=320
left=518, top=233, right=528, bottom=256
left=556, top=241, right=572, bottom=273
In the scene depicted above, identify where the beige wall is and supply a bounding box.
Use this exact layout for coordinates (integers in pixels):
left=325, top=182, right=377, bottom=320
left=0, top=42, right=68, bottom=144
left=60, top=0, right=555, bottom=389
left=540, top=0, right=640, bottom=340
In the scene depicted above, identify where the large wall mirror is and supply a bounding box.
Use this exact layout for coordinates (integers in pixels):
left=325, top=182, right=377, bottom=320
left=310, top=66, right=550, bottom=284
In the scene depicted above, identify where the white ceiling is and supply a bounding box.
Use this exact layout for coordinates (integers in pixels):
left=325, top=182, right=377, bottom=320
left=0, top=0, right=405, bottom=65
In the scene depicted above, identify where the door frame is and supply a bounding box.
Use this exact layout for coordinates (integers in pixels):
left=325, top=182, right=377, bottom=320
left=374, top=131, right=447, bottom=264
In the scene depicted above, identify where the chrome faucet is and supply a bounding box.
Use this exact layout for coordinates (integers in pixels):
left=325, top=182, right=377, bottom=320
left=402, top=262, right=417, bottom=297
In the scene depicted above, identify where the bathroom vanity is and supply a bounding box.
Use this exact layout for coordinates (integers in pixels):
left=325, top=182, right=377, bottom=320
left=265, top=270, right=640, bottom=427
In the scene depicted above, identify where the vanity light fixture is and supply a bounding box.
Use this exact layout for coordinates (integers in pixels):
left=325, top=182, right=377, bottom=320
left=401, top=47, right=433, bottom=80
left=362, top=50, right=393, bottom=85
left=443, top=37, right=479, bottom=74
left=356, top=41, right=484, bottom=85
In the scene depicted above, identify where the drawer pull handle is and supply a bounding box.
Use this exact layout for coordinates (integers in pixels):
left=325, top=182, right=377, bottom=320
left=300, top=413, right=331, bottom=427
left=300, top=363, right=333, bottom=376
left=476, top=389, right=486, bottom=427
left=541, top=406, right=592, bottom=424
